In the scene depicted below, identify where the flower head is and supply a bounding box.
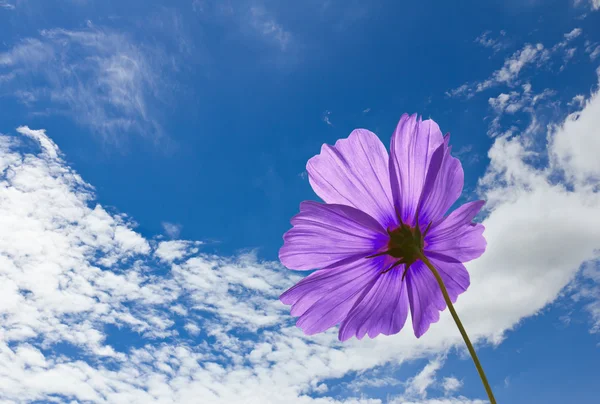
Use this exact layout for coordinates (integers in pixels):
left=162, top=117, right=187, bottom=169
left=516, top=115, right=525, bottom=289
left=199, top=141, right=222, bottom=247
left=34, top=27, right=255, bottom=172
left=279, top=113, right=486, bottom=341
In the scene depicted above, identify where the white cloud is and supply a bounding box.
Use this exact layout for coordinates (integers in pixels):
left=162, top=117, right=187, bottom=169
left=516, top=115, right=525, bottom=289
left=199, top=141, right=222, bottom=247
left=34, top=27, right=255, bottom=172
left=568, top=94, right=585, bottom=107
left=474, top=30, right=507, bottom=53
left=448, top=43, right=548, bottom=97
left=549, top=75, right=600, bottom=185
left=390, top=398, right=485, bottom=404
left=476, top=91, right=600, bottom=341
left=184, top=322, right=202, bottom=336
left=449, top=28, right=583, bottom=97
left=387, top=360, right=473, bottom=404
left=155, top=240, right=201, bottom=262
left=3, top=79, right=600, bottom=402
left=551, top=28, right=583, bottom=71
left=578, top=0, right=600, bottom=10
left=572, top=261, right=600, bottom=333
left=486, top=85, right=555, bottom=137
left=562, top=47, right=577, bottom=68
left=249, top=6, right=291, bottom=51
left=194, top=1, right=293, bottom=53
left=0, top=28, right=169, bottom=142
left=322, top=110, right=333, bottom=126
left=445, top=84, right=471, bottom=99
left=563, top=28, right=582, bottom=41
left=351, top=359, right=478, bottom=404
left=584, top=41, right=600, bottom=60
left=442, top=377, right=463, bottom=394
left=0, top=0, right=15, bottom=9
left=488, top=92, right=523, bottom=114
left=478, top=43, right=548, bottom=91
left=402, top=358, right=443, bottom=399
left=348, top=374, right=402, bottom=392
left=161, top=221, right=182, bottom=238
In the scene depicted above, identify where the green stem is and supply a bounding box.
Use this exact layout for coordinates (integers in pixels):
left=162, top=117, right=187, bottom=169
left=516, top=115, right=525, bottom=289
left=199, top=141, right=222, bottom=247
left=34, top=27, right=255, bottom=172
left=416, top=251, right=497, bottom=404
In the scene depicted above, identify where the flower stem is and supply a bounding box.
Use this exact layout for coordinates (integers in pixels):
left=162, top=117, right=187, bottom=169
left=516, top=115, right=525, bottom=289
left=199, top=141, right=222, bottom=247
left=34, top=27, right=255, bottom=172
left=416, top=252, right=497, bottom=404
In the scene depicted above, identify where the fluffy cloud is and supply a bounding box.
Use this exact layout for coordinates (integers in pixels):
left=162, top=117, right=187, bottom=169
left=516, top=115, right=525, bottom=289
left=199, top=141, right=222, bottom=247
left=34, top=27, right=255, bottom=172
left=442, top=377, right=463, bottom=394
left=549, top=73, right=600, bottom=186
left=155, top=240, right=201, bottom=262
left=161, top=222, right=183, bottom=239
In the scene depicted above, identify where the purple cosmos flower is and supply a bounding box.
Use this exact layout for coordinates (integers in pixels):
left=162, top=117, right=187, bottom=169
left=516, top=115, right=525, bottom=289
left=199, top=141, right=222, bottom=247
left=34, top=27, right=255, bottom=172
left=279, top=113, right=486, bottom=341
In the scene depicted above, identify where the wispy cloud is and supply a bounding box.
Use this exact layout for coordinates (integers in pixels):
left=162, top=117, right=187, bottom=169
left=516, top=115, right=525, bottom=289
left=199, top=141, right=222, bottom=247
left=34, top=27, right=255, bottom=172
left=571, top=261, right=600, bottom=334
left=249, top=6, right=291, bottom=51
left=0, top=0, right=15, bottom=9
left=551, top=28, right=583, bottom=71
left=390, top=358, right=483, bottom=404
left=477, top=43, right=548, bottom=91
left=584, top=40, right=600, bottom=60
left=574, top=0, right=600, bottom=11
left=474, top=30, right=508, bottom=54
left=0, top=27, right=170, bottom=143
left=564, top=28, right=582, bottom=41
left=161, top=221, right=182, bottom=238
left=403, top=358, right=444, bottom=400
left=453, top=144, right=479, bottom=165
left=485, top=84, right=556, bottom=137
left=193, top=1, right=293, bottom=54
left=448, top=29, right=583, bottom=98
left=322, top=110, right=333, bottom=126
left=446, top=43, right=548, bottom=98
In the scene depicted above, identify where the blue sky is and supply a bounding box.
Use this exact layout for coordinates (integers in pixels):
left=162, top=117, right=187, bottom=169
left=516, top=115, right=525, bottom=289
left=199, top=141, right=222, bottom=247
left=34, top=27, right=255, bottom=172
left=1, top=0, right=600, bottom=403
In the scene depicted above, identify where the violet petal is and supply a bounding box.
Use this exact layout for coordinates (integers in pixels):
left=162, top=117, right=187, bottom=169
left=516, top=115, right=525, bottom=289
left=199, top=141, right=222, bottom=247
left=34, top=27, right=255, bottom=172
left=307, top=129, right=397, bottom=228
left=279, top=201, right=388, bottom=270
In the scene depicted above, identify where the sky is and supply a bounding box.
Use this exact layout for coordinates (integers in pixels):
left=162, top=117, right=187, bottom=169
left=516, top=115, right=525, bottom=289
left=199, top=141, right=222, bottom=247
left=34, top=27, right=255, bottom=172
left=0, top=0, right=600, bottom=403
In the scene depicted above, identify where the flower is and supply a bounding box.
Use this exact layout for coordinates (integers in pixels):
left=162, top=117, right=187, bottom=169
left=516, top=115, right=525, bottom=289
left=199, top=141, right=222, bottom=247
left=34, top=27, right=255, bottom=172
left=279, top=113, right=486, bottom=341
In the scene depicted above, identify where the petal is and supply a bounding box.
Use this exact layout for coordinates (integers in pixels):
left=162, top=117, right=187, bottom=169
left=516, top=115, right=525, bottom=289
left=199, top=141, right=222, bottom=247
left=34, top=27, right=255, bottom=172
left=406, top=255, right=470, bottom=338
left=279, top=201, right=388, bottom=270
left=307, top=129, right=397, bottom=228
left=282, top=256, right=386, bottom=336
left=389, top=114, right=445, bottom=225
left=429, top=200, right=485, bottom=236
left=425, top=201, right=487, bottom=263
left=416, top=136, right=464, bottom=224
left=427, top=252, right=471, bottom=298
left=338, top=266, right=409, bottom=341
left=280, top=258, right=376, bottom=317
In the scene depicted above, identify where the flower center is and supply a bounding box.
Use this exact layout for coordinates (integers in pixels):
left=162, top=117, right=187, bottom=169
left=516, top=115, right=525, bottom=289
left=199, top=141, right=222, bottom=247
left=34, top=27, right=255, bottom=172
left=367, top=220, right=432, bottom=276
left=386, top=223, right=424, bottom=262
